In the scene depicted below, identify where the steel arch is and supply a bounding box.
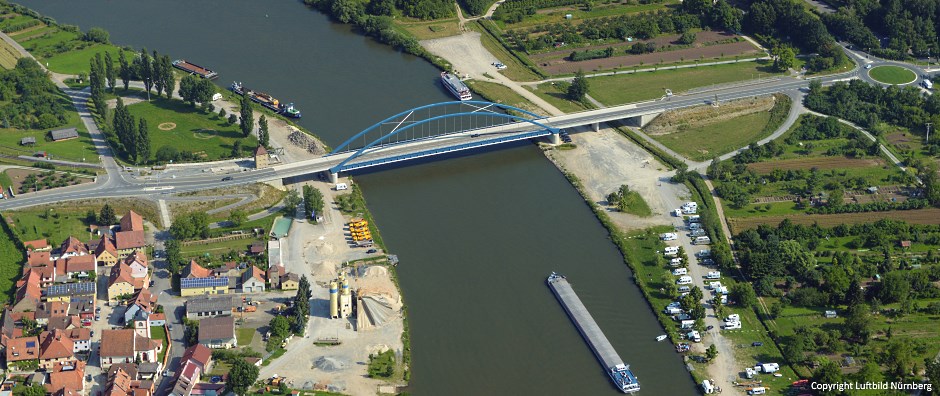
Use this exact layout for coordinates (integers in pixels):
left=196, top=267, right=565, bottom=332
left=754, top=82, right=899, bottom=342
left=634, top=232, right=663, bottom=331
left=330, top=101, right=546, bottom=155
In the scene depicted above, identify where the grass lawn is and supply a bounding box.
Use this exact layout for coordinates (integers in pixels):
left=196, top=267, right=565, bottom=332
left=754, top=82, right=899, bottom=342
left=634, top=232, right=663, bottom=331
left=0, top=222, right=25, bottom=306
left=236, top=327, right=255, bottom=346
left=652, top=111, right=772, bottom=161
left=262, top=347, right=287, bottom=366
left=868, top=65, right=916, bottom=85
left=526, top=82, right=590, bottom=113
left=41, top=44, right=131, bottom=75
left=17, top=29, right=80, bottom=55
left=5, top=208, right=93, bottom=244
left=126, top=98, right=258, bottom=162
left=0, top=99, right=96, bottom=163
left=494, top=0, right=677, bottom=30
left=465, top=80, right=546, bottom=116
left=619, top=190, right=652, bottom=217
left=395, top=18, right=460, bottom=40
left=180, top=237, right=263, bottom=257
left=723, top=201, right=803, bottom=218
left=589, top=60, right=781, bottom=105
left=151, top=326, right=169, bottom=363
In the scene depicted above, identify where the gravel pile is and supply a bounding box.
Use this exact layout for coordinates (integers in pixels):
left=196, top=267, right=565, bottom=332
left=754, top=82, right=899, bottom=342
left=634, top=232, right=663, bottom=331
left=288, top=130, right=324, bottom=154
left=313, top=356, right=348, bottom=372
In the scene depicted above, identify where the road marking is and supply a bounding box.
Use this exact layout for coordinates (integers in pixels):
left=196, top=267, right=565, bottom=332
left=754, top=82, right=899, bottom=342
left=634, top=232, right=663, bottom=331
left=143, top=186, right=175, bottom=191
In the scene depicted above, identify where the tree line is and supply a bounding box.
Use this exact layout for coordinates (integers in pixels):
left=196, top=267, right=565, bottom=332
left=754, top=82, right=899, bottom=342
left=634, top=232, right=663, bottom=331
left=743, top=0, right=846, bottom=72
left=0, top=58, right=73, bottom=130
left=822, top=0, right=939, bottom=60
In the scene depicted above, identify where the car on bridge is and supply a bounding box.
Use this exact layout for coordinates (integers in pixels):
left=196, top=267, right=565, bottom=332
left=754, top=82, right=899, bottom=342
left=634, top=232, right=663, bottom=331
left=222, top=176, right=233, bottom=181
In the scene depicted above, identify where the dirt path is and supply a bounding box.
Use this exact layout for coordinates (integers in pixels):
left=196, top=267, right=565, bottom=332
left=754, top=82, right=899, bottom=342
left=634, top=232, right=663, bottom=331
left=421, top=33, right=564, bottom=116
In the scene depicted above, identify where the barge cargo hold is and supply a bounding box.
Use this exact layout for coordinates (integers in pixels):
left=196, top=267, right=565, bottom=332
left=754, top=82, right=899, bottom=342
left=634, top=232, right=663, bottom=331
left=171, top=59, right=218, bottom=79
left=547, top=272, right=640, bottom=393
left=230, top=82, right=302, bottom=118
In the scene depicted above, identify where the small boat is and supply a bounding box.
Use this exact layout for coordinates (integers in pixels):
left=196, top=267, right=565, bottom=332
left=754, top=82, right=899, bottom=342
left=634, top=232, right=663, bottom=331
left=656, top=335, right=668, bottom=342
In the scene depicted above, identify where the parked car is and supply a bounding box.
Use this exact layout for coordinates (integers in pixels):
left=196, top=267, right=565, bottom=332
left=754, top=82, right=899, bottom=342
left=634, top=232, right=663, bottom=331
left=221, top=176, right=233, bottom=181
left=366, top=249, right=377, bottom=254
left=752, top=342, right=763, bottom=347
left=706, top=325, right=714, bottom=331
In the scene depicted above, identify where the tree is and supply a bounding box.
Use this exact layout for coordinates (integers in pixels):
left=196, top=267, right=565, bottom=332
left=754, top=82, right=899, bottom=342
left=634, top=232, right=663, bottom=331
left=231, top=139, right=242, bottom=158
left=118, top=50, right=131, bottom=90
left=920, top=161, right=940, bottom=207
left=18, top=385, right=47, bottom=396
left=98, top=204, right=117, bottom=225
left=218, top=108, right=227, bottom=120
left=156, top=146, right=180, bottom=163
left=84, top=27, right=110, bottom=44
left=184, top=319, right=199, bottom=346
left=228, top=358, right=260, bottom=396
left=813, top=359, right=843, bottom=385
left=230, top=210, right=247, bottom=227
left=152, top=50, right=164, bottom=97
left=292, top=275, right=311, bottom=335
left=258, top=114, right=269, bottom=147
left=161, top=55, right=175, bottom=99
left=678, top=32, right=696, bottom=44
left=239, top=94, right=254, bottom=137
left=104, top=51, right=115, bottom=90
left=843, top=303, right=872, bottom=343
left=178, top=75, right=196, bottom=106
left=228, top=114, right=237, bottom=125
left=772, top=45, right=796, bottom=72
left=567, top=70, right=589, bottom=101
left=284, top=189, right=302, bottom=214
left=303, top=185, right=325, bottom=221
left=165, top=238, right=182, bottom=275
left=269, top=316, right=291, bottom=339
left=926, top=356, right=940, bottom=393
left=137, top=48, right=153, bottom=97
left=136, top=118, right=151, bottom=164
left=705, top=344, right=718, bottom=361
left=730, top=282, right=758, bottom=310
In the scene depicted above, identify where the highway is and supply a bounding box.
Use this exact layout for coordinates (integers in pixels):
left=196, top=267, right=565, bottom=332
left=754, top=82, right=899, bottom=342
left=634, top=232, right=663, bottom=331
left=1, top=46, right=932, bottom=213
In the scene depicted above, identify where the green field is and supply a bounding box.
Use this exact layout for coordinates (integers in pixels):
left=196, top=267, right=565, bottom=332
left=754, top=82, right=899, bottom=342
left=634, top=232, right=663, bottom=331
left=43, top=44, right=132, bottom=75
left=619, top=190, right=652, bottom=217
left=180, top=237, right=263, bottom=256
left=126, top=98, right=258, bottom=162
left=151, top=326, right=169, bottom=363
left=652, top=111, right=773, bottom=162
left=589, top=61, right=781, bottom=105
left=0, top=221, right=24, bottom=305
left=236, top=327, right=255, bottom=346
left=0, top=37, right=20, bottom=69
left=6, top=208, right=93, bottom=243
left=0, top=94, right=96, bottom=162
left=494, top=1, right=677, bottom=30
left=526, top=82, right=590, bottom=113
left=868, top=65, right=916, bottom=85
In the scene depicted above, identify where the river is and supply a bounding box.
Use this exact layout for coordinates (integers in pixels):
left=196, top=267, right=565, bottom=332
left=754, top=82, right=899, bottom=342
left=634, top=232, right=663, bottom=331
left=17, top=1, right=698, bottom=394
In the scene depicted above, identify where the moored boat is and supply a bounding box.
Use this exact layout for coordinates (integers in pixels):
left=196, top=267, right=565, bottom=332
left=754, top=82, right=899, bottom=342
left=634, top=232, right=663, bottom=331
left=230, top=82, right=302, bottom=118
left=172, top=59, right=218, bottom=79
left=440, top=72, right=471, bottom=101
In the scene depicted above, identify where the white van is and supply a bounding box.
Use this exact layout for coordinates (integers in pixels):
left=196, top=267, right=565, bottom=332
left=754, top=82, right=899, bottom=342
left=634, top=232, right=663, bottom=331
left=335, top=182, right=348, bottom=191
left=660, top=233, right=678, bottom=241
left=680, top=320, right=695, bottom=329
left=677, top=286, right=691, bottom=293
left=670, top=258, right=683, bottom=267
left=694, top=236, right=711, bottom=245
left=676, top=276, right=693, bottom=285
left=702, top=380, right=715, bottom=394
left=748, top=386, right=767, bottom=395
left=674, top=209, right=683, bottom=217
left=705, top=271, right=721, bottom=279
left=687, top=215, right=701, bottom=223
left=664, top=307, right=683, bottom=315
left=672, top=268, right=688, bottom=276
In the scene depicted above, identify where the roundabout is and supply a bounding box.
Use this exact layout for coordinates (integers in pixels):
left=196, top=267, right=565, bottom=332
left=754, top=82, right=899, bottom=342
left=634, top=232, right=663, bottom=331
left=868, top=65, right=917, bottom=85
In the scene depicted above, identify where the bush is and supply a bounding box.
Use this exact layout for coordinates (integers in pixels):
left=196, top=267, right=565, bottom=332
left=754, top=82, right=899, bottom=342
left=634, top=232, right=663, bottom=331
left=83, top=27, right=110, bottom=44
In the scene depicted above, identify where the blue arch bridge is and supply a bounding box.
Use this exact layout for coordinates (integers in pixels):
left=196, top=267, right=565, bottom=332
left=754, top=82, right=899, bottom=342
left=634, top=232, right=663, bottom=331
left=267, top=82, right=786, bottom=182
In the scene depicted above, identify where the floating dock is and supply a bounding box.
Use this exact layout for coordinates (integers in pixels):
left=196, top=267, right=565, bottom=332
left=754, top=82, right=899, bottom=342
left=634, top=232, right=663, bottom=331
left=547, top=272, right=640, bottom=393
left=171, top=59, right=218, bottom=79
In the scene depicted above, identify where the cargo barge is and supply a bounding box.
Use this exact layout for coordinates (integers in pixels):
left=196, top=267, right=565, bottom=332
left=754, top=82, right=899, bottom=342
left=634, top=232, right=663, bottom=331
left=230, top=82, right=302, bottom=118
left=171, top=59, right=218, bottom=79
left=547, top=272, right=640, bottom=393
left=440, top=72, right=472, bottom=101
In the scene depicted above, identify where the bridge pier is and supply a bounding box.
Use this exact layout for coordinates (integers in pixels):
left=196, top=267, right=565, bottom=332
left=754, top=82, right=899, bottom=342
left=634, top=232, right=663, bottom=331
left=329, top=172, right=339, bottom=184
left=548, top=133, right=561, bottom=145
left=591, top=122, right=600, bottom=132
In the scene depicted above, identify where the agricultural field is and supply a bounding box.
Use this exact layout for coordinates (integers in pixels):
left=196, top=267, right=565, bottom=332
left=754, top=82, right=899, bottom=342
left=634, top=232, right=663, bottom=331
left=588, top=60, right=781, bottom=105
left=728, top=208, right=940, bottom=233
left=646, top=95, right=788, bottom=162
left=0, top=37, right=20, bottom=69
left=4, top=168, right=94, bottom=195
left=126, top=98, right=258, bottom=162
left=745, top=157, right=885, bottom=173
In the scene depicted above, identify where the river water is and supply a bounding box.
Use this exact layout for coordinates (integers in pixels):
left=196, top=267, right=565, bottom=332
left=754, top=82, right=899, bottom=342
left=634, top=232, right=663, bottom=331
left=18, top=1, right=698, bottom=394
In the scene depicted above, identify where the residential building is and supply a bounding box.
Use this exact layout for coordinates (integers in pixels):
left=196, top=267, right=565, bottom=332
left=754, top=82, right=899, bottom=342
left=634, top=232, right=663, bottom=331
left=197, top=316, right=236, bottom=349
left=254, top=145, right=269, bottom=168
left=124, top=289, right=158, bottom=325
left=12, top=270, right=42, bottom=312
left=171, top=345, right=213, bottom=396
left=114, top=231, right=146, bottom=257
left=184, top=296, right=232, bottom=320
left=65, top=328, right=91, bottom=353
left=249, top=241, right=265, bottom=255
left=39, top=330, right=75, bottom=370
left=241, top=265, right=265, bottom=293
left=43, top=282, right=96, bottom=304
left=58, top=236, right=89, bottom=258
left=46, top=316, right=81, bottom=332
left=281, top=272, right=300, bottom=290
left=123, top=251, right=149, bottom=278
left=267, top=264, right=284, bottom=289
left=105, top=363, right=155, bottom=396
left=94, top=235, right=120, bottom=266
left=120, top=210, right=144, bottom=232
left=5, top=336, right=39, bottom=369
left=108, top=263, right=148, bottom=302
left=182, top=260, right=211, bottom=279
left=147, top=313, right=166, bottom=327
left=34, top=301, right=69, bottom=325
left=180, top=277, right=228, bottom=297
left=22, top=239, right=50, bottom=252
left=179, top=344, right=212, bottom=373
left=64, top=254, right=96, bottom=279
left=45, top=360, right=85, bottom=395
left=99, top=329, right=162, bottom=369
left=68, top=296, right=95, bottom=321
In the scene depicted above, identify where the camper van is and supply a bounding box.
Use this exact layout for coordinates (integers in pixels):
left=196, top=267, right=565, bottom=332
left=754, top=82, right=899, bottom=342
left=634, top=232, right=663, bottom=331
left=660, top=233, right=678, bottom=241
left=687, top=330, right=702, bottom=342
left=677, top=286, right=691, bottom=293
left=690, top=229, right=707, bottom=237
left=680, top=320, right=695, bottom=330
left=689, top=222, right=702, bottom=230
left=702, top=380, right=715, bottom=394
left=664, top=246, right=679, bottom=256
left=687, top=215, right=701, bottom=223
left=676, top=276, right=693, bottom=285
left=670, top=258, right=683, bottom=267
left=672, top=268, right=688, bottom=276
left=694, top=236, right=711, bottom=245
left=705, top=271, right=721, bottom=280
left=674, top=209, right=683, bottom=217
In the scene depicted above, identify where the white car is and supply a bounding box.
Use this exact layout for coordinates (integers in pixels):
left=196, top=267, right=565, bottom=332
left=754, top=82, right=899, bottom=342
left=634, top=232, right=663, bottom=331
left=493, top=62, right=507, bottom=70
left=865, top=64, right=872, bottom=69
left=660, top=233, right=678, bottom=241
